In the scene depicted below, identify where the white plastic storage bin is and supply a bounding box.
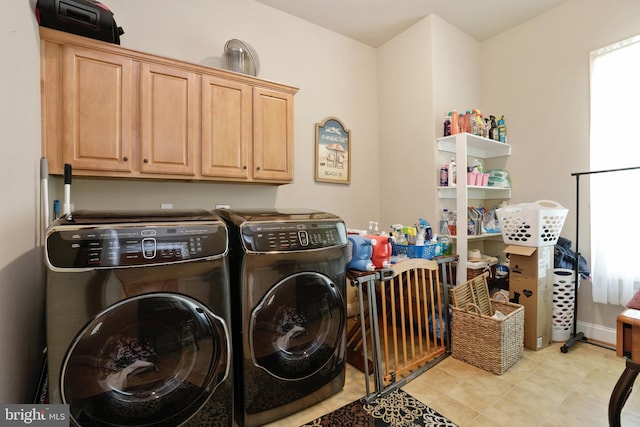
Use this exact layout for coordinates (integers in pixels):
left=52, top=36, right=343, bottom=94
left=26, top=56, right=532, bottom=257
left=497, top=200, right=568, bottom=247
left=552, top=269, right=576, bottom=342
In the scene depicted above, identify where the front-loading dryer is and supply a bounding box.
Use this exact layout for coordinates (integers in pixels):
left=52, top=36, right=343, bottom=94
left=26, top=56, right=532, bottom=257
left=216, top=208, right=348, bottom=427
left=45, top=210, right=233, bottom=426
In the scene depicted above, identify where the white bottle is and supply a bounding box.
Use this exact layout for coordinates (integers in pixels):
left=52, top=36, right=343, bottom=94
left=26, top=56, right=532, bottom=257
left=448, top=158, right=457, bottom=186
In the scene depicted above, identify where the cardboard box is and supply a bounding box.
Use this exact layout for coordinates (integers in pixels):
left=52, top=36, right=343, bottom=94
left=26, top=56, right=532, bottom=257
left=504, top=245, right=554, bottom=351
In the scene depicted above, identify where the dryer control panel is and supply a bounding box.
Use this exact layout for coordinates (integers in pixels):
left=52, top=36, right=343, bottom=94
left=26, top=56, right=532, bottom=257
left=240, top=221, right=347, bottom=252
left=46, top=223, right=228, bottom=268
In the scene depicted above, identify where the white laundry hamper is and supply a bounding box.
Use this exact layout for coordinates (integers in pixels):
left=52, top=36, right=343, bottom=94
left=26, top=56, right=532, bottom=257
left=497, top=200, right=568, bottom=247
left=552, top=268, right=576, bottom=342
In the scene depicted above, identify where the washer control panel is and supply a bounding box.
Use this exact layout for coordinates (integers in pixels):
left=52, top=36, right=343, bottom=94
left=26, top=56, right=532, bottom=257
left=46, top=223, right=227, bottom=268
left=240, top=220, right=347, bottom=252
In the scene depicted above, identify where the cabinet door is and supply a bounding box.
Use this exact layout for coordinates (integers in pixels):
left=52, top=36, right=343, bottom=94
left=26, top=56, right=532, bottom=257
left=253, top=87, right=294, bottom=182
left=62, top=46, right=133, bottom=172
left=201, top=75, right=252, bottom=179
left=140, top=63, right=197, bottom=176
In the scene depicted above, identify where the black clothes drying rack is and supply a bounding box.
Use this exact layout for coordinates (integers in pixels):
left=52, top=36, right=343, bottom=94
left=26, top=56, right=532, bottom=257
left=561, top=165, right=640, bottom=353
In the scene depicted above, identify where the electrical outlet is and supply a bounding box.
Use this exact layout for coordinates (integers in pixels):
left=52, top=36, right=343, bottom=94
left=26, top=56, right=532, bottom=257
left=161, top=203, right=173, bottom=209
left=215, top=204, right=230, bottom=209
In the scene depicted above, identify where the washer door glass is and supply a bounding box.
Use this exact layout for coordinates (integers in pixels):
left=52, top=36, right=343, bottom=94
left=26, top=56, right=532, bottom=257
left=250, top=272, right=345, bottom=380
left=61, top=294, right=230, bottom=427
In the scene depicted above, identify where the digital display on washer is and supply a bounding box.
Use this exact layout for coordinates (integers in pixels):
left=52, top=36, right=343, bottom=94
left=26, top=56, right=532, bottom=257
left=240, top=221, right=347, bottom=252
left=46, top=224, right=227, bottom=268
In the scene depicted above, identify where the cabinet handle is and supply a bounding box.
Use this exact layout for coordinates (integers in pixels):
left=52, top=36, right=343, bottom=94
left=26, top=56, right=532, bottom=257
left=144, top=158, right=149, bottom=163
left=256, top=166, right=261, bottom=171
left=243, top=165, right=247, bottom=170
left=123, top=156, right=128, bottom=162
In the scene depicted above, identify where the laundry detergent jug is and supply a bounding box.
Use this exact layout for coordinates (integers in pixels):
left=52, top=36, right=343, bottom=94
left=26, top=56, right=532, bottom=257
left=367, top=235, right=392, bottom=269
left=346, top=235, right=375, bottom=272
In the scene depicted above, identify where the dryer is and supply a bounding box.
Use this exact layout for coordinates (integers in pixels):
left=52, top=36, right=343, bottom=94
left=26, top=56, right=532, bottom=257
left=216, top=208, right=348, bottom=427
left=45, top=210, right=233, bottom=426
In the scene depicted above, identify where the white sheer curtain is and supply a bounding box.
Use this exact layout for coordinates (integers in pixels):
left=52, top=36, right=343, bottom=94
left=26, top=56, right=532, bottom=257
left=590, top=36, right=640, bottom=305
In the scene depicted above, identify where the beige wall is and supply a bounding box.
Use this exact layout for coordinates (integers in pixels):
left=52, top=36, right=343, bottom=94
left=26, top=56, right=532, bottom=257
left=0, top=0, right=45, bottom=405
left=3, top=0, right=640, bottom=403
left=378, top=14, right=482, bottom=229
left=480, top=0, right=640, bottom=339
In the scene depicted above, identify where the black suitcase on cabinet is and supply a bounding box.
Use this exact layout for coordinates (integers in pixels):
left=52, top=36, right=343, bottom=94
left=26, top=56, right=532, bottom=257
left=35, top=0, right=124, bottom=44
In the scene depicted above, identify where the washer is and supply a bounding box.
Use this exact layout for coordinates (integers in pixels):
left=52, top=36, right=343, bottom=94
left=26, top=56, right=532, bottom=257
left=216, top=208, right=348, bottom=427
left=45, top=210, right=233, bottom=427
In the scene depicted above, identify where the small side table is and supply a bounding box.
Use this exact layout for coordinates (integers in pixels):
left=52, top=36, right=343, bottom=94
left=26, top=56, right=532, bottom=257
left=609, top=309, right=640, bottom=427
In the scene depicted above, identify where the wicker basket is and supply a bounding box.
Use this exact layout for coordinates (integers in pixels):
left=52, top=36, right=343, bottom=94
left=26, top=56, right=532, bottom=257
left=467, top=260, right=497, bottom=280
left=451, top=277, right=524, bottom=375
left=450, top=272, right=492, bottom=317
left=446, top=262, right=498, bottom=284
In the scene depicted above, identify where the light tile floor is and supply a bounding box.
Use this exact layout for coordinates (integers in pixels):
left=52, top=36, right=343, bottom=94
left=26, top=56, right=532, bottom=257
left=266, top=341, right=640, bottom=427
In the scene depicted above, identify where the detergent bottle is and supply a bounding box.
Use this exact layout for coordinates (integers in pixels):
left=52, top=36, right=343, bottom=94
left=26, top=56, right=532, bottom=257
left=346, top=235, right=375, bottom=271
left=366, top=235, right=392, bottom=269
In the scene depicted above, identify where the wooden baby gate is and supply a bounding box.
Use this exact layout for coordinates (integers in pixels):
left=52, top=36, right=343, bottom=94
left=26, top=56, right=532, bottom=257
left=347, top=256, right=455, bottom=400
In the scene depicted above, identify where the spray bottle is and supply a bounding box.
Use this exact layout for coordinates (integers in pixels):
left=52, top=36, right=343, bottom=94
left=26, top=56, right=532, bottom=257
left=415, top=224, right=426, bottom=246
left=417, top=218, right=433, bottom=242
left=489, top=115, right=499, bottom=141
left=390, top=224, right=407, bottom=245
left=498, top=115, right=507, bottom=143
left=474, top=109, right=484, bottom=136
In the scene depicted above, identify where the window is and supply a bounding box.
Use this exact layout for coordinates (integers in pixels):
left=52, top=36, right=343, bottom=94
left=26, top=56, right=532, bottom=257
left=589, top=35, right=640, bottom=305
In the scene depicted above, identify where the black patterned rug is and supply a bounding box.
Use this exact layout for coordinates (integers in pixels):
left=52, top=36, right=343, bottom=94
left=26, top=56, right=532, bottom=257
left=300, top=388, right=458, bottom=427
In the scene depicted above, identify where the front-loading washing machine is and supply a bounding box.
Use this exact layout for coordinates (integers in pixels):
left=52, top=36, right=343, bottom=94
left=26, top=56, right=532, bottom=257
left=216, top=208, right=348, bottom=427
left=45, top=210, right=233, bottom=426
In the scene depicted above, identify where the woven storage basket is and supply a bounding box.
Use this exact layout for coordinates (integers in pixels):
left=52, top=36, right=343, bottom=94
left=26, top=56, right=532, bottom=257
left=467, top=260, right=497, bottom=281
left=447, top=264, right=498, bottom=290
left=451, top=278, right=524, bottom=375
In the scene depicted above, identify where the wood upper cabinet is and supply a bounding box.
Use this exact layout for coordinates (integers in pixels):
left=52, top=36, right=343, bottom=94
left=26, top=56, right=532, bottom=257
left=201, top=75, right=252, bottom=179
left=140, top=63, right=197, bottom=176
left=40, top=28, right=298, bottom=184
left=253, top=87, right=294, bottom=182
left=200, top=79, right=294, bottom=182
left=61, top=45, right=134, bottom=173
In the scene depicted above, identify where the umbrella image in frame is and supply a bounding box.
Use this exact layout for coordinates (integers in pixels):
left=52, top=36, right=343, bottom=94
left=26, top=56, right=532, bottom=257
left=324, top=143, right=346, bottom=168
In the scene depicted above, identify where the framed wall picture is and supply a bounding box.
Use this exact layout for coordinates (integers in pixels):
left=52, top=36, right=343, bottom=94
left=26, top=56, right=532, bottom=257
left=315, top=117, right=351, bottom=184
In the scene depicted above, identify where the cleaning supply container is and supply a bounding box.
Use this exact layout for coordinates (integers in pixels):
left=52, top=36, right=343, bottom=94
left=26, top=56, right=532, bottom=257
left=347, top=235, right=375, bottom=271
left=367, top=235, right=392, bottom=269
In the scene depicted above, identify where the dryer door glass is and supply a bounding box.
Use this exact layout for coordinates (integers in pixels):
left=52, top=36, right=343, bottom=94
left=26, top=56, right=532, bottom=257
left=61, top=294, right=230, bottom=427
left=250, top=272, right=345, bottom=380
